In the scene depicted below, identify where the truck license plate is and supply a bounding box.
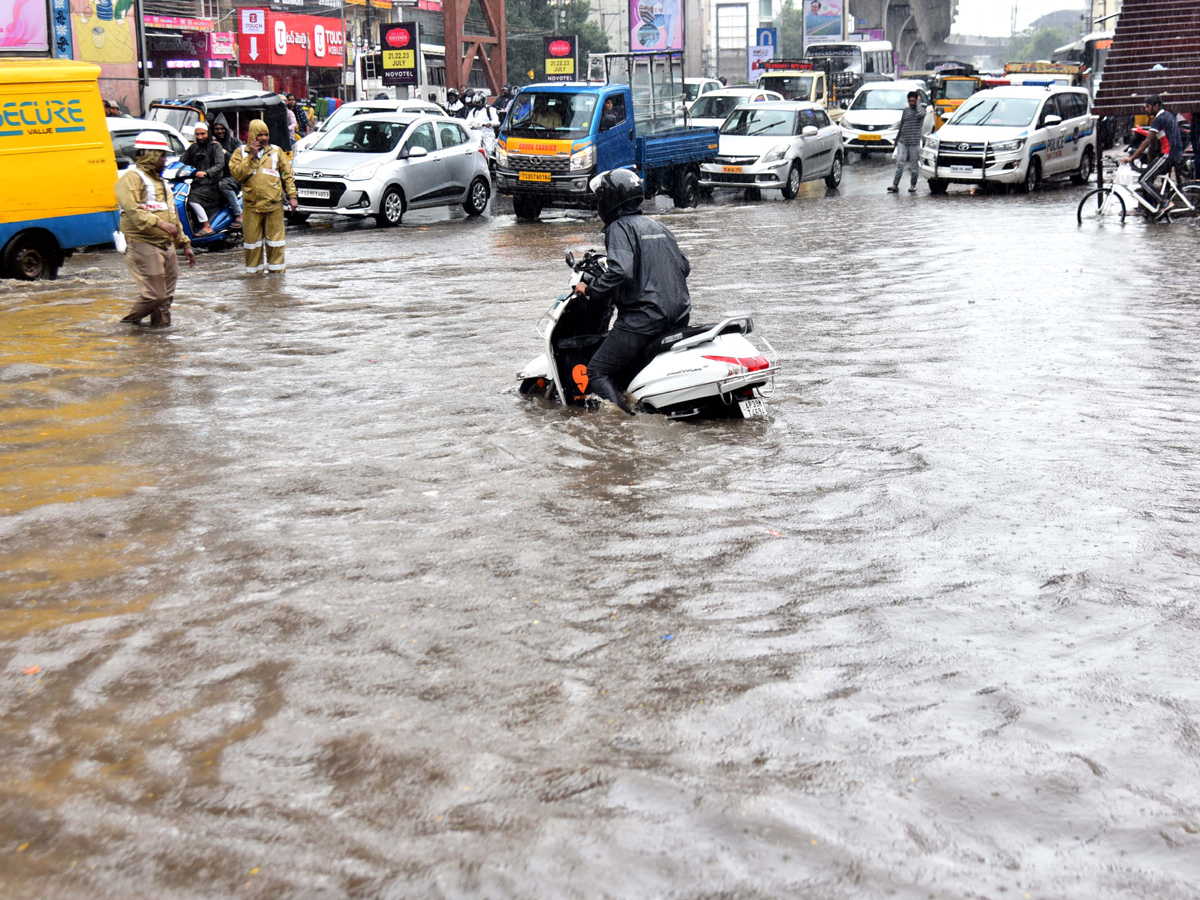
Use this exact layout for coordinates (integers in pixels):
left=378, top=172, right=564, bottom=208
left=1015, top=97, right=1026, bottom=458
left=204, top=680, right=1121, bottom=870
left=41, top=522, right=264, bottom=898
left=297, top=188, right=329, bottom=200
left=519, top=171, right=551, bottom=182
left=722, top=165, right=743, bottom=173
left=738, top=399, right=766, bottom=419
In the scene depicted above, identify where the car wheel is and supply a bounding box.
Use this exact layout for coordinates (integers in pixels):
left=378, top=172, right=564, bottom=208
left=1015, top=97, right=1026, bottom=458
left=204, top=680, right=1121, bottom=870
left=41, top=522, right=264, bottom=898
left=1071, top=146, right=1095, bottom=186
left=1020, top=157, right=1041, bottom=193
left=780, top=163, right=802, bottom=200
left=927, top=178, right=948, bottom=195
left=463, top=176, right=490, bottom=216
left=2, top=232, right=59, bottom=281
left=513, top=194, right=542, bottom=221
left=286, top=211, right=310, bottom=226
left=825, top=153, right=843, bottom=189
left=672, top=170, right=700, bottom=208
left=375, top=187, right=405, bottom=227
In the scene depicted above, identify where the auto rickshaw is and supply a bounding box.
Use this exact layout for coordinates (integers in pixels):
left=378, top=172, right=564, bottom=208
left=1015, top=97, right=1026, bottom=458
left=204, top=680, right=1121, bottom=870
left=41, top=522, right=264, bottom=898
left=932, top=74, right=984, bottom=129
left=148, top=91, right=294, bottom=155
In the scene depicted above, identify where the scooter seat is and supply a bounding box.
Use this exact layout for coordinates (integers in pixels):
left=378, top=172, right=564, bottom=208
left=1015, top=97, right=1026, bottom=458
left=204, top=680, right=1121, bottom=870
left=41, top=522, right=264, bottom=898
left=646, top=322, right=740, bottom=356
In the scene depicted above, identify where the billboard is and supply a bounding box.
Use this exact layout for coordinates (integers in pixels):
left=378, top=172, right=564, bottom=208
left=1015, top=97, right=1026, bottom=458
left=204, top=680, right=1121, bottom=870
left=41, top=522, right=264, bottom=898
left=1, top=0, right=50, bottom=52
left=544, top=35, right=576, bottom=83
left=803, top=0, right=844, bottom=47
left=749, top=45, right=774, bottom=83
left=238, top=10, right=344, bottom=68
left=630, top=0, right=683, bottom=53
left=380, top=23, right=418, bottom=86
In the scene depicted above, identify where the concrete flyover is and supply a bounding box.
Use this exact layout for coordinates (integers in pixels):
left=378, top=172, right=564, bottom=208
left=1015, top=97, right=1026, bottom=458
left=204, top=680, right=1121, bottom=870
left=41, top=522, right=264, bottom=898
left=850, top=0, right=959, bottom=70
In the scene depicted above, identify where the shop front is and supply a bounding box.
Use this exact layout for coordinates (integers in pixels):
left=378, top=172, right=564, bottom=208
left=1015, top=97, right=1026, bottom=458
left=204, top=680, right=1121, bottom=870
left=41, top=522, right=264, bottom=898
left=144, top=16, right=236, bottom=82
left=237, top=9, right=346, bottom=99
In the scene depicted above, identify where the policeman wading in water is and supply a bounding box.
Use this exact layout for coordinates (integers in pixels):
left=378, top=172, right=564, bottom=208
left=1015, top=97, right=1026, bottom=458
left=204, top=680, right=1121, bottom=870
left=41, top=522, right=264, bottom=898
left=229, top=119, right=298, bottom=275
left=113, top=131, right=197, bottom=328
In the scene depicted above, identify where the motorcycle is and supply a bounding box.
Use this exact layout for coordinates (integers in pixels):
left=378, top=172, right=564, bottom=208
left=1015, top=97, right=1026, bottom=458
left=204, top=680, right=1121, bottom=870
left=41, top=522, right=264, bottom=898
left=518, top=249, right=778, bottom=419
left=163, top=162, right=242, bottom=250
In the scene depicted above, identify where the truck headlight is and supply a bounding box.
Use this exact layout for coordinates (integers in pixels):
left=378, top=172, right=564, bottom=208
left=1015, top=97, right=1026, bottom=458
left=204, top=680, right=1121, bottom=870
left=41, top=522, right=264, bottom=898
left=570, top=146, right=595, bottom=171
left=992, top=138, right=1025, bottom=153
left=345, top=163, right=381, bottom=182
left=497, top=145, right=508, bottom=166
left=760, top=144, right=789, bottom=164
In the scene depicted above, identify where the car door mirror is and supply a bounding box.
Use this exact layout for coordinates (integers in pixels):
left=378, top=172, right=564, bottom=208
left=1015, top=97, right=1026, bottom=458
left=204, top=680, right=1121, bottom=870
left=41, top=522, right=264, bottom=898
left=399, top=145, right=429, bottom=159
left=802, top=125, right=819, bottom=137
left=1043, top=114, right=1062, bottom=127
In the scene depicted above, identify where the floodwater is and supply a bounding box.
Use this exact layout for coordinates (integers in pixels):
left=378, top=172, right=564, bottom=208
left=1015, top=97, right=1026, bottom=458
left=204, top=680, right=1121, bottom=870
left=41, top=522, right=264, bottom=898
left=4, top=157, right=1200, bottom=900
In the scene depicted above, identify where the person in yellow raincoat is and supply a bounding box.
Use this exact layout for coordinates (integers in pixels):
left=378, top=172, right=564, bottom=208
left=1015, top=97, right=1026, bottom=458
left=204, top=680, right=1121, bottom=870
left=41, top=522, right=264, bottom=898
left=113, top=131, right=197, bottom=328
left=229, top=119, right=298, bottom=275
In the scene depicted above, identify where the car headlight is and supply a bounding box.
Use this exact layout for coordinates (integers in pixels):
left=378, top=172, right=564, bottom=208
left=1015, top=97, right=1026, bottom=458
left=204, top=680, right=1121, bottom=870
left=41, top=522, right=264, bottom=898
left=497, top=145, right=508, bottom=166
left=345, top=163, right=382, bottom=182
left=924, top=136, right=939, bottom=151
left=992, top=138, right=1025, bottom=153
left=570, top=145, right=595, bottom=171
left=760, top=145, right=789, bottom=164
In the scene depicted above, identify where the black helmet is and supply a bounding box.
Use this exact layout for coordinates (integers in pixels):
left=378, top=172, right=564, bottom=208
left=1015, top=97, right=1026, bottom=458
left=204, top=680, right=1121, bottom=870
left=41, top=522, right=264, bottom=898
left=448, top=88, right=459, bottom=99
left=590, top=169, right=644, bottom=224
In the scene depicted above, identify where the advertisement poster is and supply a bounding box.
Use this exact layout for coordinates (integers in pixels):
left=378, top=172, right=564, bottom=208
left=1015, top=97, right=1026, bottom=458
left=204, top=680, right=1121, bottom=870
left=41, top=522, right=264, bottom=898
left=380, top=22, right=418, bottom=87
left=69, top=0, right=141, bottom=114
left=629, top=0, right=682, bottom=52
left=237, top=10, right=344, bottom=68
left=1, top=0, right=50, bottom=51
left=543, top=35, right=576, bottom=83
left=749, top=45, right=774, bottom=83
left=804, top=0, right=843, bottom=47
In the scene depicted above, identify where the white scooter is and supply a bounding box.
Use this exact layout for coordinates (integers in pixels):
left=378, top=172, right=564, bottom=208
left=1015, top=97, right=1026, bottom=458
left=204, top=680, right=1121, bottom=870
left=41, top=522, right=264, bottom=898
left=518, top=250, right=778, bottom=419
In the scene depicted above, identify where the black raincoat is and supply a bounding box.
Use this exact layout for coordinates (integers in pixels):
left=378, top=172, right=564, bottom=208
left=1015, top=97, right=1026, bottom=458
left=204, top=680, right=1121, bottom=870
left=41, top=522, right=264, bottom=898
left=588, top=211, right=692, bottom=335
left=179, top=137, right=225, bottom=214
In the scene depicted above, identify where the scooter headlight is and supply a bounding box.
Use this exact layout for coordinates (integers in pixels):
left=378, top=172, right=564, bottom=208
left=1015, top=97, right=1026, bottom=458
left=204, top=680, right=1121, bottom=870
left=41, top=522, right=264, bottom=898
left=760, top=144, right=789, bottom=164
left=570, top=145, right=595, bottom=171
left=345, top=162, right=382, bottom=182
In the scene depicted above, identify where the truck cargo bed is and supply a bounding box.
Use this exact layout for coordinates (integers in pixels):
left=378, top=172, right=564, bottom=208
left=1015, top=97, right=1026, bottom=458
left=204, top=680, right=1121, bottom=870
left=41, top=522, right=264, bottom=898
left=638, top=127, right=720, bottom=172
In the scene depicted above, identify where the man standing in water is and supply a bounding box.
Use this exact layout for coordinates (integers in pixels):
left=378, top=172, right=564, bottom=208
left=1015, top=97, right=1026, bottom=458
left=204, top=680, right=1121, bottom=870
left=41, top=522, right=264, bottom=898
left=230, top=119, right=298, bottom=275
left=889, top=91, right=926, bottom=193
left=113, top=131, right=196, bottom=328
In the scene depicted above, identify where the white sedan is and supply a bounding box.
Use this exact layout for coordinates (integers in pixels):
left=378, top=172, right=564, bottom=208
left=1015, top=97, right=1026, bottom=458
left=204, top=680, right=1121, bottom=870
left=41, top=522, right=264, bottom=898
left=107, top=116, right=189, bottom=170
left=838, top=80, right=934, bottom=155
left=700, top=101, right=844, bottom=200
left=688, top=88, right=784, bottom=130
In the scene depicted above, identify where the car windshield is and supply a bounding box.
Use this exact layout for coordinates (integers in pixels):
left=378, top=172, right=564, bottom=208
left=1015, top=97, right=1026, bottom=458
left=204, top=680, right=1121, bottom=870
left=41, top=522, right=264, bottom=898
left=319, top=104, right=396, bottom=133
left=692, top=95, right=753, bottom=120
left=504, top=91, right=597, bottom=136
left=950, top=96, right=1041, bottom=126
left=851, top=89, right=914, bottom=110
left=149, top=107, right=198, bottom=132
left=941, top=80, right=978, bottom=100
left=720, top=109, right=794, bottom=136
left=312, top=120, right=407, bottom=153
left=112, top=129, right=186, bottom=161
left=762, top=75, right=815, bottom=100
left=684, top=83, right=703, bottom=101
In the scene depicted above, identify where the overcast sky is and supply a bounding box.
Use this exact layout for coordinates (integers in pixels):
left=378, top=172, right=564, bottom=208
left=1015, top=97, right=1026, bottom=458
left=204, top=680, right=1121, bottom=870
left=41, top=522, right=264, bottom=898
left=951, top=0, right=1087, bottom=36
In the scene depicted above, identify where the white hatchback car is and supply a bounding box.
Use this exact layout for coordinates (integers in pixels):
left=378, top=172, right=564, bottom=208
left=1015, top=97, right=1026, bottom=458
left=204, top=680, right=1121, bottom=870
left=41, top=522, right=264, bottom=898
left=687, top=88, right=785, bottom=130
left=291, top=113, right=491, bottom=226
left=919, top=85, right=1097, bottom=194
left=292, top=99, right=447, bottom=153
left=684, top=77, right=723, bottom=111
left=838, top=80, right=933, bottom=155
left=108, top=116, right=189, bottom=169
left=700, top=101, right=844, bottom=199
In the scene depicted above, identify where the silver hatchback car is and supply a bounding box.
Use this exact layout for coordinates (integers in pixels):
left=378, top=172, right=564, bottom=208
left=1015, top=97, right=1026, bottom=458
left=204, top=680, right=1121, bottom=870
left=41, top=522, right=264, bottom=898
left=291, top=113, right=492, bottom=226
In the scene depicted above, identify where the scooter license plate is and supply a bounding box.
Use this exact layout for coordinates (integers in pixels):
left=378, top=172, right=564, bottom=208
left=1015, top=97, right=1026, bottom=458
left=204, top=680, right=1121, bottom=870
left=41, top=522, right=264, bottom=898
left=519, top=171, right=552, bottom=182
left=738, top=398, right=767, bottom=419
left=297, top=188, right=330, bottom=199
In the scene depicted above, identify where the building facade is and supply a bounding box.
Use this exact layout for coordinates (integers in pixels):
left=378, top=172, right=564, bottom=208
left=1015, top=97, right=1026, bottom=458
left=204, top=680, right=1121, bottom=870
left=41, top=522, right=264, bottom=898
left=1091, top=0, right=1121, bottom=31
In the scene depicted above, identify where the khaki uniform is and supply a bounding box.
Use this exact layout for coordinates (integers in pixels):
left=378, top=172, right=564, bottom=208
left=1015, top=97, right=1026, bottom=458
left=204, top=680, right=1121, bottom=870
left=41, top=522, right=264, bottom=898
left=114, top=158, right=190, bottom=326
left=230, top=122, right=297, bottom=275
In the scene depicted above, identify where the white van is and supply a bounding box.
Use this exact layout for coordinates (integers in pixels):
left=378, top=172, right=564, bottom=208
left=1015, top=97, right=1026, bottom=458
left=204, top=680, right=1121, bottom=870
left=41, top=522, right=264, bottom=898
left=919, top=85, right=1096, bottom=194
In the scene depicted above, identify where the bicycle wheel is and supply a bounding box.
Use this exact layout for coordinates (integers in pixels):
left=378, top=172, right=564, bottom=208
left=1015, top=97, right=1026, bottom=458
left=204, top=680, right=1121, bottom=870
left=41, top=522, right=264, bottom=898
left=1077, top=187, right=1126, bottom=224
left=1173, top=183, right=1200, bottom=218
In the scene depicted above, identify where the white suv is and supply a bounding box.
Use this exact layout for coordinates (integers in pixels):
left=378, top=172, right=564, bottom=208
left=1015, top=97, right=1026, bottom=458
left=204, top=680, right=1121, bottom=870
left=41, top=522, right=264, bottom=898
left=920, top=85, right=1096, bottom=194
left=291, top=113, right=492, bottom=226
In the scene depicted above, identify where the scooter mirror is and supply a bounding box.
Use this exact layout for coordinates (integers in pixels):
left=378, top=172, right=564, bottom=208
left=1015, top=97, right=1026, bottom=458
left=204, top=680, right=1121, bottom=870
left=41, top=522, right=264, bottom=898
left=565, top=250, right=575, bottom=268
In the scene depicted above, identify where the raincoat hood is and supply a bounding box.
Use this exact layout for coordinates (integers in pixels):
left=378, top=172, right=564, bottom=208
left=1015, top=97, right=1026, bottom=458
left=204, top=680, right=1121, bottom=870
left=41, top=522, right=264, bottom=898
left=136, top=150, right=165, bottom=173
left=248, top=119, right=270, bottom=142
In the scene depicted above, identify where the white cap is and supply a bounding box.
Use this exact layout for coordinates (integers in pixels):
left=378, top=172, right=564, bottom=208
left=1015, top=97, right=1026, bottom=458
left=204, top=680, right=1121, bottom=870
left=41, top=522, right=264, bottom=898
left=134, top=130, right=170, bottom=151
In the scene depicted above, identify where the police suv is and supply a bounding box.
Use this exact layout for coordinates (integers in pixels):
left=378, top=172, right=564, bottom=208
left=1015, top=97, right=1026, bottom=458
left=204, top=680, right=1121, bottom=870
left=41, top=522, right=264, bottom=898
left=919, top=85, right=1096, bottom=194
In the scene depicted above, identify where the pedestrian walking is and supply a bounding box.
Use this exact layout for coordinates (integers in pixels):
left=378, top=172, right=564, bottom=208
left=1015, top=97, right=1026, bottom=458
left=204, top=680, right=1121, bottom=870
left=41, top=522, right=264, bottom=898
left=286, top=93, right=309, bottom=137
left=113, top=131, right=196, bottom=328
left=889, top=90, right=926, bottom=193
left=229, top=119, right=298, bottom=275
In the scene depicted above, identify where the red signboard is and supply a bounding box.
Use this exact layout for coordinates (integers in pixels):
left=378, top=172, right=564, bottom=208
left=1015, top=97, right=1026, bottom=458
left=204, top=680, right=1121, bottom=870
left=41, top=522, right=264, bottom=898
left=237, top=10, right=344, bottom=68
left=548, top=40, right=572, bottom=57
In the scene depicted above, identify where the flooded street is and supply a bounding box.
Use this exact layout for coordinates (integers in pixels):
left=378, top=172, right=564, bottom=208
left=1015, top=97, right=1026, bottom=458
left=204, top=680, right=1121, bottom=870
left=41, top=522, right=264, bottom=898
left=4, top=157, right=1200, bottom=899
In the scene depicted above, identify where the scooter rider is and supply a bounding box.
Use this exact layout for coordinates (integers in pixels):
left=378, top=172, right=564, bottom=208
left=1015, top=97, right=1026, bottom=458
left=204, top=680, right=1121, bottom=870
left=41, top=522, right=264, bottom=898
left=576, top=169, right=692, bottom=413
left=178, top=121, right=224, bottom=236
left=445, top=88, right=465, bottom=118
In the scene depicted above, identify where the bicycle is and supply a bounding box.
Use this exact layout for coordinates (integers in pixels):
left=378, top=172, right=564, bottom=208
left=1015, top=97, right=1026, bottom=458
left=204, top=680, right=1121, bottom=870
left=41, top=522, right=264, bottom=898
left=1077, top=160, right=1200, bottom=224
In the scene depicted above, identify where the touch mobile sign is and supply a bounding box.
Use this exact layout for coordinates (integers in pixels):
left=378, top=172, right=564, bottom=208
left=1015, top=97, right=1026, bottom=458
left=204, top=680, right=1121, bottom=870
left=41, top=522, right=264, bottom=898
left=543, top=36, right=577, bottom=83
left=381, top=23, right=419, bottom=86
left=238, top=9, right=344, bottom=68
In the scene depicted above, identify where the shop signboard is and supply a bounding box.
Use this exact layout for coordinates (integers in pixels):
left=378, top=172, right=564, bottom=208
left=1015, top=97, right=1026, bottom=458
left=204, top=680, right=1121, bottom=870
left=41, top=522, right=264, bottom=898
left=0, top=0, right=50, bottom=52
left=749, top=45, right=774, bottom=82
left=144, top=15, right=213, bottom=33
left=629, top=0, right=683, bottom=52
left=211, top=32, right=235, bottom=58
left=238, top=10, right=344, bottom=68
left=380, top=22, right=418, bottom=86
left=543, top=35, right=577, bottom=83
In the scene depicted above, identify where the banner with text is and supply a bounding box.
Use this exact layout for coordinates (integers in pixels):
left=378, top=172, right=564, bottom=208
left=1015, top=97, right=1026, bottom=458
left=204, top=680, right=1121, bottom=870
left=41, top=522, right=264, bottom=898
left=803, top=0, right=844, bottom=48
left=381, top=23, right=418, bottom=86
left=543, top=35, right=577, bottom=83
left=238, top=9, right=344, bottom=68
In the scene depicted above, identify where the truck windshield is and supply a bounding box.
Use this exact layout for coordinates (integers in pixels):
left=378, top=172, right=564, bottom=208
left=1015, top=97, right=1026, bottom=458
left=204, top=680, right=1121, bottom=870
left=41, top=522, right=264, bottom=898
left=504, top=92, right=598, bottom=136
left=950, top=97, right=1040, bottom=127
left=761, top=75, right=816, bottom=100
left=850, top=90, right=913, bottom=110
left=720, top=109, right=794, bottom=137
left=312, top=120, right=408, bottom=153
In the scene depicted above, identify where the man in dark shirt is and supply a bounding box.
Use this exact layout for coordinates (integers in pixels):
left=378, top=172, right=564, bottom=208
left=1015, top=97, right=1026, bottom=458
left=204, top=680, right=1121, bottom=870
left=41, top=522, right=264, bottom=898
left=576, top=169, right=692, bottom=414
left=1125, top=95, right=1185, bottom=216
left=889, top=91, right=926, bottom=193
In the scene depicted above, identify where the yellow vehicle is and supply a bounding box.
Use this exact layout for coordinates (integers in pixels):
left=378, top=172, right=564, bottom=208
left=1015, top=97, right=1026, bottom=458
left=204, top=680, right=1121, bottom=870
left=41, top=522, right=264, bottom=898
left=0, top=59, right=119, bottom=281
left=933, top=75, right=983, bottom=129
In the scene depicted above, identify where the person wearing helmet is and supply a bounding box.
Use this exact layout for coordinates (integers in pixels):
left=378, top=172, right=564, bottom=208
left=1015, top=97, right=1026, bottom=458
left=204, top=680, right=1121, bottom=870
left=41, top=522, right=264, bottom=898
left=113, top=131, right=196, bottom=328
left=229, top=119, right=298, bottom=275
left=465, top=92, right=499, bottom=157
left=445, top=88, right=465, bottom=118
left=575, top=169, right=692, bottom=413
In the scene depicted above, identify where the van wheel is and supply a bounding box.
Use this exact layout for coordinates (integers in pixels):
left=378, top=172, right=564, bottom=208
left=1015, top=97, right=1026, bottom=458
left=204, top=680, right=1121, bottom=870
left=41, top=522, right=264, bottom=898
left=825, top=153, right=843, bottom=189
left=927, top=179, right=948, bottom=195
left=513, top=194, right=542, bottom=221
left=1020, top=157, right=1041, bottom=193
left=2, top=232, right=59, bottom=281
left=375, top=187, right=405, bottom=227
left=464, top=176, right=490, bottom=216
left=1071, top=146, right=1095, bottom=185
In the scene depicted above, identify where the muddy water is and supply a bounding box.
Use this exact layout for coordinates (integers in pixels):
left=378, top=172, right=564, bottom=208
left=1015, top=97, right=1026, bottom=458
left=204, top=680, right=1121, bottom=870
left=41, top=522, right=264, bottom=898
left=3, top=159, right=1200, bottom=899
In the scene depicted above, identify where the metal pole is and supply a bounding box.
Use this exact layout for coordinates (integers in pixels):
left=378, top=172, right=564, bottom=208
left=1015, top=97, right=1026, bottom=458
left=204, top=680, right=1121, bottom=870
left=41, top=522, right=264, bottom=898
left=341, top=2, right=348, bottom=102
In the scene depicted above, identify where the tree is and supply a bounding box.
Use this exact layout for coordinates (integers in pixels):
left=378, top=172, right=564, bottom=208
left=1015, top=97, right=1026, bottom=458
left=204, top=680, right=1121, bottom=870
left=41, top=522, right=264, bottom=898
left=779, top=0, right=804, bottom=60
left=1008, top=26, right=1077, bottom=63
left=505, top=0, right=610, bottom=86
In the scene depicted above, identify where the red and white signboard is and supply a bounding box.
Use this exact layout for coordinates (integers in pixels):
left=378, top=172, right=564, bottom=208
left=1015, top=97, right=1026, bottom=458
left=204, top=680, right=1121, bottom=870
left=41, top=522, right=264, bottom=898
left=238, top=10, right=344, bottom=68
